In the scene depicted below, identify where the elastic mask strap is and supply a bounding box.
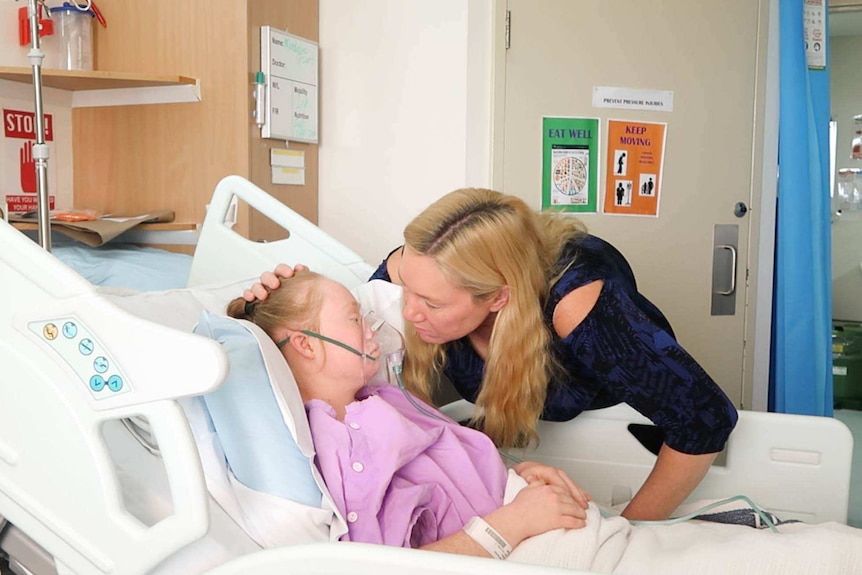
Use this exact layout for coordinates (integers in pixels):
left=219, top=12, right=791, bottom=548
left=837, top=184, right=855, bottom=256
left=276, top=330, right=377, bottom=361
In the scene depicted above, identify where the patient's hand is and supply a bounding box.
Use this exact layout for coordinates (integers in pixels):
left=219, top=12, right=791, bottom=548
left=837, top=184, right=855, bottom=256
left=242, top=264, right=308, bottom=302
left=514, top=461, right=590, bottom=509
left=495, top=481, right=588, bottom=545
left=427, top=475, right=589, bottom=557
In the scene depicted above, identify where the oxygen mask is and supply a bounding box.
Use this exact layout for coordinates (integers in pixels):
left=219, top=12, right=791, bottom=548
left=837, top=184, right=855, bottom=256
left=364, top=311, right=447, bottom=423
left=363, top=310, right=405, bottom=385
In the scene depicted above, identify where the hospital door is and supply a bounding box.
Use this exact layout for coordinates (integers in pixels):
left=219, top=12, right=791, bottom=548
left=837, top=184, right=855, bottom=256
left=494, top=0, right=769, bottom=407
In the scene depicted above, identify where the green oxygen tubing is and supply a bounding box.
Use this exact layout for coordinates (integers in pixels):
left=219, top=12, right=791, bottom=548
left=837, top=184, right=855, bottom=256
left=605, top=494, right=781, bottom=532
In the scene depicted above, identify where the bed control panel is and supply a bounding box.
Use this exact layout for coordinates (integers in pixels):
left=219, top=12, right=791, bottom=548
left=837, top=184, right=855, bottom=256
left=29, top=316, right=133, bottom=400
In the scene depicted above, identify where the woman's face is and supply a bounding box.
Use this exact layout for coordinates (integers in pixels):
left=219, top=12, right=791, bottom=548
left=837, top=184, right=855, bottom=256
left=316, top=279, right=380, bottom=383
left=398, top=247, right=502, bottom=344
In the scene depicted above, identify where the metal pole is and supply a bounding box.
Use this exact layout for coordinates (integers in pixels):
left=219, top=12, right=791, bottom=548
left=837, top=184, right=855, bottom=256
left=26, top=0, right=52, bottom=252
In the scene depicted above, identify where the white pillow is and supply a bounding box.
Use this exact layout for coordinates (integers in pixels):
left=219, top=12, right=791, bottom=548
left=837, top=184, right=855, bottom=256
left=102, top=280, right=349, bottom=545
left=202, top=316, right=347, bottom=546
left=193, top=311, right=322, bottom=507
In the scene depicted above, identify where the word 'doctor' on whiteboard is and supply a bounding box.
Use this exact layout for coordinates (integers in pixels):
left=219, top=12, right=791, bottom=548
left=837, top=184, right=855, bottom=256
left=260, top=26, right=319, bottom=143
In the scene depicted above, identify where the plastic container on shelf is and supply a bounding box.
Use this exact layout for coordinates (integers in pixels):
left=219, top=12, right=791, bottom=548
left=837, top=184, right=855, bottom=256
left=50, top=2, right=96, bottom=71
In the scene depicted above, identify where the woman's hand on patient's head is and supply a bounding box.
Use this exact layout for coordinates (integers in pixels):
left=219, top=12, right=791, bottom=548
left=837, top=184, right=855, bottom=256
left=514, top=461, right=590, bottom=509
left=243, top=264, right=308, bottom=302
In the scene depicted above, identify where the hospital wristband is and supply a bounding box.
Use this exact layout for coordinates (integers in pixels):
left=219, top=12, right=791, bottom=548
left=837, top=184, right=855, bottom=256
left=462, top=516, right=512, bottom=560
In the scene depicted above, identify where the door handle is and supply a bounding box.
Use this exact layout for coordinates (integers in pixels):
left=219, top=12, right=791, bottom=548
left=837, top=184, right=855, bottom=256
left=711, top=225, right=739, bottom=316
left=714, top=244, right=737, bottom=295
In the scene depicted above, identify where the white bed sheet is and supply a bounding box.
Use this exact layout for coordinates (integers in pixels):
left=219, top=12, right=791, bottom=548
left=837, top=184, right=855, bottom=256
left=53, top=243, right=193, bottom=291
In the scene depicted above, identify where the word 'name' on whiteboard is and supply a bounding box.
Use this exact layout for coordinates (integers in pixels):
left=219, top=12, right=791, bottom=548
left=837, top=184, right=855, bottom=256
left=260, top=26, right=319, bottom=143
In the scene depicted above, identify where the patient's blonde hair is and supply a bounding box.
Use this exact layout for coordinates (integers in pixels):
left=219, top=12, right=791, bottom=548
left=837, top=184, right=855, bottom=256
left=226, top=270, right=324, bottom=341
left=402, top=188, right=586, bottom=448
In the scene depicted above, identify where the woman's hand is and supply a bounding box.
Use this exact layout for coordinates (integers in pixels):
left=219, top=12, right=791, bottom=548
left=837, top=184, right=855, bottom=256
left=621, top=445, right=716, bottom=520
left=242, top=263, right=308, bottom=302
left=514, top=461, right=590, bottom=509
left=489, top=480, right=588, bottom=547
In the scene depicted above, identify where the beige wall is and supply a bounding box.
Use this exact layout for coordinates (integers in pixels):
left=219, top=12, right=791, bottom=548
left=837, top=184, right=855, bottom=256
left=317, top=0, right=493, bottom=263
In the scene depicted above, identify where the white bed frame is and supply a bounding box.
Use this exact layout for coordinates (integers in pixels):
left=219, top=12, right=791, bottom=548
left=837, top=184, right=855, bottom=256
left=0, top=176, right=854, bottom=575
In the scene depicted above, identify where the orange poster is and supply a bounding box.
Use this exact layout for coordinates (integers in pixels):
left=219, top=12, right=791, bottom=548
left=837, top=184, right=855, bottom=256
left=603, top=119, right=666, bottom=216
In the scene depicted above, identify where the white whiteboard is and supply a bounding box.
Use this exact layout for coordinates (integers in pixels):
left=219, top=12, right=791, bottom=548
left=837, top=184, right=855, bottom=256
left=260, top=26, right=319, bottom=143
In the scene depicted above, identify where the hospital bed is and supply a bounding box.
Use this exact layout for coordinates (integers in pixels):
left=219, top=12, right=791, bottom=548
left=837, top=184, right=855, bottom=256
left=0, top=175, right=854, bottom=575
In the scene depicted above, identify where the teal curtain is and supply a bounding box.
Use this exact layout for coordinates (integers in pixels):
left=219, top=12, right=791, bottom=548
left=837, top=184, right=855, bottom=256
left=770, top=0, right=832, bottom=416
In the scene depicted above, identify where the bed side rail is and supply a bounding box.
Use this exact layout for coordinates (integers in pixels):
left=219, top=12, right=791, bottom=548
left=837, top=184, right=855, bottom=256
left=443, top=400, right=853, bottom=524
left=188, top=175, right=375, bottom=290
left=0, top=221, right=227, bottom=575
left=202, top=541, right=571, bottom=575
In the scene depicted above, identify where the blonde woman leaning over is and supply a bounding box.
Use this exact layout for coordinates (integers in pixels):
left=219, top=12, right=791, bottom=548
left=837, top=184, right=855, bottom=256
left=246, top=188, right=738, bottom=522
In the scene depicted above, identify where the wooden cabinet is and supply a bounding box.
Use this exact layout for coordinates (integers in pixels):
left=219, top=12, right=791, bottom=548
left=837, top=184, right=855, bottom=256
left=68, top=0, right=318, bottom=242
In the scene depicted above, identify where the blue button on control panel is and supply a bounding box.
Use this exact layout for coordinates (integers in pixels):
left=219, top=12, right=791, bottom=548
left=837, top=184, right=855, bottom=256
left=29, top=317, right=132, bottom=400
left=90, top=375, right=106, bottom=392
left=62, top=321, right=77, bottom=339
left=107, top=375, right=124, bottom=392
left=93, top=356, right=109, bottom=373
left=79, top=339, right=94, bottom=356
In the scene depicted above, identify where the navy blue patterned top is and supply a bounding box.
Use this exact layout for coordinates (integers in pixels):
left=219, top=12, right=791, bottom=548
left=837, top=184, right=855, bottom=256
left=370, top=235, right=738, bottom=454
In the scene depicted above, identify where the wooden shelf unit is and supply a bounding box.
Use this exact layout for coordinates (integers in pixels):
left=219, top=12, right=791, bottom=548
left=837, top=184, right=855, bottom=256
left=11, top=221, right=197, bottom=232
left=2, top=0, right=319, bottom=248
left=67, top=0, right=319, bottom=243
left=0, top=67, right=197, bottom=92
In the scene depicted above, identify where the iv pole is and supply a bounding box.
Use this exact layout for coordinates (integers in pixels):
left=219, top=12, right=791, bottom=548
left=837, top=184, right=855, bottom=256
left=25, top=0, right=52, bottom=251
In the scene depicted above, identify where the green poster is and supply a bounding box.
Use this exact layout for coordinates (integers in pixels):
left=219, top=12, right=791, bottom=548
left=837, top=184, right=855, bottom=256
left=542, top=117, right=600, bottom=212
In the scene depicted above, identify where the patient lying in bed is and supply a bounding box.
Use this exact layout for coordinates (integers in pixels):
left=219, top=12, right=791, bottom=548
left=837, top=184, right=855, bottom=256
left=224, top=272, right=862, bottom=574
left=226, top=270, right=589, bottom=556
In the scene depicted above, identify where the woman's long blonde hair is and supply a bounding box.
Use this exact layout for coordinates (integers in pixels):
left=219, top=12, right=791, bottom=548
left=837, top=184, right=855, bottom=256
left=402, top=188, right=586, bottom=448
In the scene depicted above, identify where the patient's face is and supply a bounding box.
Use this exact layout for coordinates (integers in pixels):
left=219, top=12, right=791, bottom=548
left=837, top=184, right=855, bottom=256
left=398, top=248, right=500, bottom=344
left=317, top=279, right=380, bottom=384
